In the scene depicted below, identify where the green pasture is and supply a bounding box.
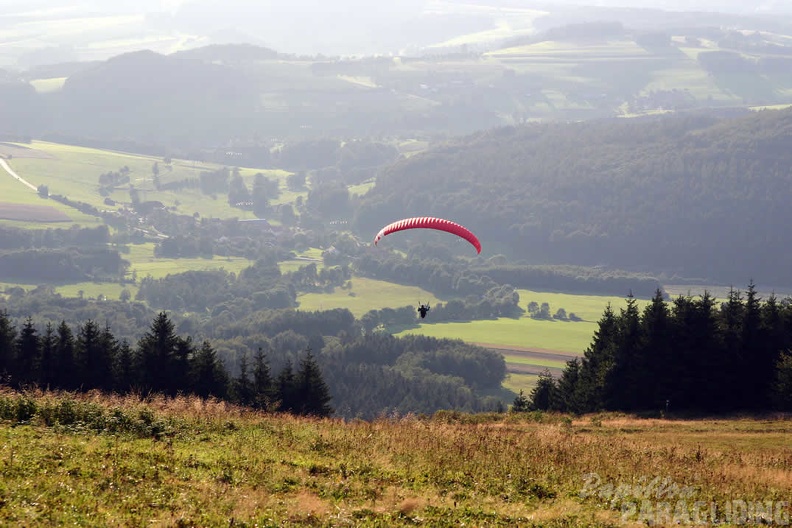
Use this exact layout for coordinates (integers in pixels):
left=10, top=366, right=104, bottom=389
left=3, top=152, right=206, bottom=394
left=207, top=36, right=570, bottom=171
left=500, top=354, right=567, bottom=370
left=397, top=317, right=597, bottom=353
left=0, top=161, right=101, bottom=226
left=296, top=277, right=440, bottom=318
left=502, top=372, right=539, bottom=395
left=54, top=282, right=137, bottom=302
left=5, top=141, right=296, bottom=220
left=122, top=243, right=255, bottom=280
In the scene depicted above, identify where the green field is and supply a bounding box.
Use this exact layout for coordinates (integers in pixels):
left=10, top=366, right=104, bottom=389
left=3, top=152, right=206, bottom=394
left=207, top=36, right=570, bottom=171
left=297, top=277, right=441, bottom=318
left=123, top=243, right=256, bottom=280
left=4, top=141, right=295, bottom=220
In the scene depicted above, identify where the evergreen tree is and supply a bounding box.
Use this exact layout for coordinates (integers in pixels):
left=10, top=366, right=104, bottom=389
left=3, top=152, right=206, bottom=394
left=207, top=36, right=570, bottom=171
left=511, top=390, right=530, bottom=413
left=553, top=358, right=581, bottom=413
left=295, top=349, right=333, bottom=417
left=115, top=340, right=136, bottom=393
left=604, top=293, right=643, bottom=410
left=15, top=317, right=40, bottom=386
left=275, top=359, right=297, bottom=413
left=639, top=289, right=674, bottom=410
left=76, top=320, right=111, bottom=391
left=741, top=281, right=773, bottom=409
left=252, top=347, right=274, bottom=410
left=232, top=353, right=254, bottom=406
left=136, top=312, right=180, bottom=394
left=192, top=340, right=228, bottom=399
left=54, top=321, right=77, bottom=390
left=529, top=369, right=556, bottom=411
left=574, top=303, right=618, bottom=412
left=39, top=322, right=57, bottom=388
left=772, top=351, right=792, bottom=411
left=0, top=310, right=16, bottom=378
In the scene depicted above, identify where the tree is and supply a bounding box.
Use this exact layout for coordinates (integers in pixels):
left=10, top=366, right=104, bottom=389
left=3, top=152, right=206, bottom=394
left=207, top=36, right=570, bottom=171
left=15, top=317, right=40, bottom=386
left=252, top=347, right=274, bottom=410
left=0, top=310, right=16, bottom=377
left=529, top=369, right=556, bottom=411
left=295, top=349, right=333, bottom=417
left=275, top=359, right=297, bottom=413
left=232, top=353, right=254, bottom=406
left=136, top=312, right=180, bottom=394
left=115, top=340, right=136, bottom=393
left=39, top=322, right=56, bottom=388
left=77, top=320, right=113, bottom=391
left=54, top=321, right=77, bottom=390
left=191, top=340, right=228, bottom=399
left=511, top=390, right=530, bottom=412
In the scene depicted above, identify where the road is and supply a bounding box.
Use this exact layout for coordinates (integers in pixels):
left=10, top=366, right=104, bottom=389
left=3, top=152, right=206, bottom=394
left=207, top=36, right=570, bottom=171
left=0, top=158, right=38, bottom=192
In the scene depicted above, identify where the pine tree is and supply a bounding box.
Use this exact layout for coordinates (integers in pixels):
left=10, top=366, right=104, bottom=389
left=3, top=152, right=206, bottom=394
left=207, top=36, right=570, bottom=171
left=232, top=353, right=254, bottom=406
left=39, top=322, right=57, bottom=389
left=275, top=359, right=297, bottom=413
left=553, top=358, right=581, bottom=413
left=529, top=369, right=556, bottom=411
left=192, top=340, right=228, bottom=399
left=136, top=312, right=179, bottom=394
left=15, top=317, right=40, bottom=387
left=510, top=390, right=530, bottom=413
left=115, top=340, right=136, bottom=393
left=0, top=310, right=16, bottom=378
left=54, top=321, right=77, bottom=390
left=295, top=349, right=333, bottom=417
left=77, top=320, right=112, bottom=391
left=252, top=347, right=274, bottom=410
left=575, top=303, right=618, bottom=412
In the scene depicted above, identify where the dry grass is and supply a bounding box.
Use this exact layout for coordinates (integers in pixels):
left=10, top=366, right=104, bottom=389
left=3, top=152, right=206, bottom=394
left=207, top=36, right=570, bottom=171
left=0, top=390, right=789, bottom=526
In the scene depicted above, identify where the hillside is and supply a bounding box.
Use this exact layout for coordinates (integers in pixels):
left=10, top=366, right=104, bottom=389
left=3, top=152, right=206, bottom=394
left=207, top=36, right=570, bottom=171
left=0, top=390, right=789, bottom=526
left=355, top=108, right=792, bottom=285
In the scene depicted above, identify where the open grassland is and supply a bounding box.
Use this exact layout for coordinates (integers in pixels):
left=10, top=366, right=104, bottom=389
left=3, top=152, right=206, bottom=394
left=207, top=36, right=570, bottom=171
left=123, top=243, right=255, bottom=280
left=503, top=372, right=540, bottom=395
left=4, top=141, right=297, bottom=220
left=297, top=277, right=441, bottom=318
left=0, top=390, right=789, bottom=526
left=398, top=316, right=598, bottom=354
left=395, top=289, right=644, bottom=353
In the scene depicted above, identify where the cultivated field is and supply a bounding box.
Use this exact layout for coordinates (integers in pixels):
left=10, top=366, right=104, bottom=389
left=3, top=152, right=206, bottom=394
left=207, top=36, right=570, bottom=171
left=0, top=390, right=789, bottom=526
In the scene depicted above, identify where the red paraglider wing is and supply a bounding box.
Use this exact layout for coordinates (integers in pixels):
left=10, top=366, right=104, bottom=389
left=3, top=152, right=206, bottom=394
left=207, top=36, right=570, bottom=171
left=373, top=216, right=481, bottom=254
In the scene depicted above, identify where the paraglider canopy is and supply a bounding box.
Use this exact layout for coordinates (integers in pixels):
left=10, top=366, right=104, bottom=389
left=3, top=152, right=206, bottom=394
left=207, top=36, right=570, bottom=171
left=373, top=216, right=481, bottom=254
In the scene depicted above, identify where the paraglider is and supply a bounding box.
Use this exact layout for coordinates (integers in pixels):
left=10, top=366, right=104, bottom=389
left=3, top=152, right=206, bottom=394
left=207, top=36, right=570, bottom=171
left=417, top=303, right=430, bottom=319
left=373, top=216, right=481, bottom=254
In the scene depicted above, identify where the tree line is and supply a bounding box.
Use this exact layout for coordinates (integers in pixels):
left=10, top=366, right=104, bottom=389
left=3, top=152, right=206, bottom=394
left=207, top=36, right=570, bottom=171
left=0, top=310, right=333, bottom=417
left=0, top=286, right=506, bottom=419
left=522, top=283, right=792, bottom=414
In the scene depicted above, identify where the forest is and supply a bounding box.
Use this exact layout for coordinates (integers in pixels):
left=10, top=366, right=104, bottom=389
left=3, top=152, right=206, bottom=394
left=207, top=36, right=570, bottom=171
left=355, top=108, right=792, bottom=286
left=521, top=283, right=792, bottom=414
left=0, top=291, right=506, bottom=419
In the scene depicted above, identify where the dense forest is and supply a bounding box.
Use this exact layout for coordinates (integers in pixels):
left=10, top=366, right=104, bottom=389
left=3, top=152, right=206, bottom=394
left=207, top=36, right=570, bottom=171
left=356, top=108, right=792, bottom=286
left=0, top=291, right=506, bottom=419
left=521, top=283, right=792, bottom=414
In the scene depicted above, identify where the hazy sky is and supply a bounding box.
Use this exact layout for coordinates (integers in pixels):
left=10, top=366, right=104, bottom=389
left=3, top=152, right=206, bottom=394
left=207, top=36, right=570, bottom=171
left=1, top=0, right=790, bottom=68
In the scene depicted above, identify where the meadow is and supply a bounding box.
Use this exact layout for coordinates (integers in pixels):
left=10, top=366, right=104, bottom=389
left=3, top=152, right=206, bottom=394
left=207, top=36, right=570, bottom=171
left=0, top=390, right=789, bottom=526
left=4, top=141, right=298, bottom=220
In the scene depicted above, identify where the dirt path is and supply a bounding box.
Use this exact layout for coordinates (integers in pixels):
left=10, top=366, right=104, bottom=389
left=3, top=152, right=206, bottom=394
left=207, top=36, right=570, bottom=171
left=0, top=158, right=38, bottom=192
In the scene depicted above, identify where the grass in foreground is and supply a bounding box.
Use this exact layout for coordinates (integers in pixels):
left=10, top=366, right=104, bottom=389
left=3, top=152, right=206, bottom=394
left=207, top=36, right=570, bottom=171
left=1, top=390, right=790, bottom=526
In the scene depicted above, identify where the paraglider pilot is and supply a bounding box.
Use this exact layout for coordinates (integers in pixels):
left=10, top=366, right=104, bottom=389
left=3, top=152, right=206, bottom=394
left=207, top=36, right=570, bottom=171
left=418, top=303, right=430, bottom=319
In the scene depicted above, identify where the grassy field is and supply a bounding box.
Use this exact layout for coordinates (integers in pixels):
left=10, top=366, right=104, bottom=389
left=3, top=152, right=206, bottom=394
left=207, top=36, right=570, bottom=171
left=0, top=390, right=789, bottom=526
left=297, top=277, right=441, bottom=318
left=4, top=141, right=296, bottom=220
left=122, top=243, right=256, bottom=280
